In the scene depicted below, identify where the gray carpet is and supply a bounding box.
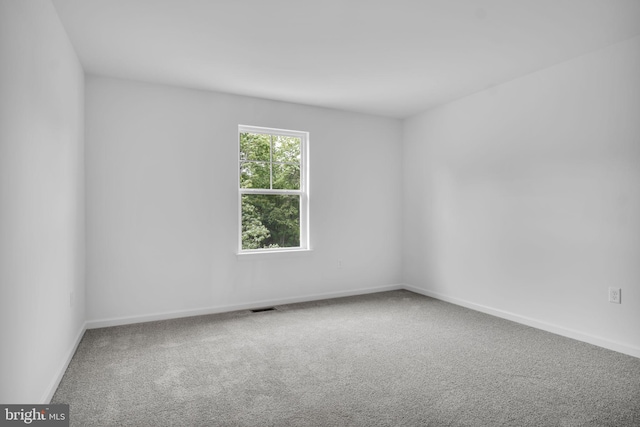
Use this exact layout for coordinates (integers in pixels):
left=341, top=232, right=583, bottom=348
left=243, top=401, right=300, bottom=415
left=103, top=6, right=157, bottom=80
left=52, top=290, right=640, bottom=426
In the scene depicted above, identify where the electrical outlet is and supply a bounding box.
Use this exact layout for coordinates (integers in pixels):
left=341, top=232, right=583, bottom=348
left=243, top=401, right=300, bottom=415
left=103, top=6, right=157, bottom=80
left=608, top=287, right=621, bottom=304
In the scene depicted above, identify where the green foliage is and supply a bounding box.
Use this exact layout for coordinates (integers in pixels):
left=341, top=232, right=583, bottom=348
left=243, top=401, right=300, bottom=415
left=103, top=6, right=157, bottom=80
left=242, top=195, right=300, bottom=249
left=240, top=133, right=300, bottom=190
left=240, top=132, right=302, bottom=250
left=240, top=132, right=270, bottom=162
left=241, top=197, right=271, bottom=249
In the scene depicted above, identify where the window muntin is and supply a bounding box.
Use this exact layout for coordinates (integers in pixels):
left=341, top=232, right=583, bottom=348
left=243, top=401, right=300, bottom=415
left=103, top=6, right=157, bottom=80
left=238, top=126, right=308, bottom=252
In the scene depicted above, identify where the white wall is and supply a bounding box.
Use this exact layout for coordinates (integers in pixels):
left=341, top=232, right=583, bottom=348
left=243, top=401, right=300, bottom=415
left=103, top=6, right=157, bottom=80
left=0, top=0, right=85, bottom=403
left=403, top=36, right=640, bottom=357
left=85, top=76, right=403, bottom=324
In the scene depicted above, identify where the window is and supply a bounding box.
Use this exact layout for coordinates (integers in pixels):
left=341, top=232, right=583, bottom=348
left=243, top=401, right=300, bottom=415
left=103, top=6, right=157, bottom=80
left=238, top=125, right=308, bottom=252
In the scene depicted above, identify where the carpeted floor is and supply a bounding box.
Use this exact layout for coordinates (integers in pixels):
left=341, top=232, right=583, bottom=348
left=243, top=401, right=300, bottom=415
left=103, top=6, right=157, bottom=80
left=52, top=290, right=640, bottom=426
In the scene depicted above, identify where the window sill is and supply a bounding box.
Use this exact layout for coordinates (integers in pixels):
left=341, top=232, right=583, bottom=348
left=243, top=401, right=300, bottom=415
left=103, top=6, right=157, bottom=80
left=236, top=248, right=313, bottom=261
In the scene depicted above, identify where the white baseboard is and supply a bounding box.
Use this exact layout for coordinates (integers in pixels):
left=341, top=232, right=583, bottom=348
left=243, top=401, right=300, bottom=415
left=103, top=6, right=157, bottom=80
left=403, top=284, right=640, bottom=359
left=42, top=321, right=87, bottom=404
left=86, top=284, right=404, bottom=329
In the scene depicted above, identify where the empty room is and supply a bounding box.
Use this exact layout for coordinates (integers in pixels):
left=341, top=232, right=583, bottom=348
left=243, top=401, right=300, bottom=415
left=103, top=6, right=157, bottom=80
left=1, top=0, right=639, bottom=425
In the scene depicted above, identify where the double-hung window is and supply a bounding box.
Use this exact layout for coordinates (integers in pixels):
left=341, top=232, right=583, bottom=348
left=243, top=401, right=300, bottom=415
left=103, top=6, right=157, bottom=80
left=238, top=125, right=308, bottom=253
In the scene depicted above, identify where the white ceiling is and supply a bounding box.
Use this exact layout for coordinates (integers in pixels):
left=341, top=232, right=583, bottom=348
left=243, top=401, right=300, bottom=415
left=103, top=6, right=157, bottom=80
left=51, top=0, right=640, bottom=118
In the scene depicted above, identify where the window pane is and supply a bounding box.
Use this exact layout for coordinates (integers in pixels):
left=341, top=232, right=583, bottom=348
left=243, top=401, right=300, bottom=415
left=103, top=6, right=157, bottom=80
left=241, top=194, right=300, bottom=250
left=240, top=132, right=270, bottom=162
left=240, top=162, right=270, bottom=189
left=272, top=163, right=300, bottom=190
left=272, top=135, right=300, bottom=164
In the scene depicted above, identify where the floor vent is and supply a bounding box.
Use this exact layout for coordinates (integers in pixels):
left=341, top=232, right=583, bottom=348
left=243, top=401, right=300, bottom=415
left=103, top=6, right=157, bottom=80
left=251, top=307, right=276, bottom=313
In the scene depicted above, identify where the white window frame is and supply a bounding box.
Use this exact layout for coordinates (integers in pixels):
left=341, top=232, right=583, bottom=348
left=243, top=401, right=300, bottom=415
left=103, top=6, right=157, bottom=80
left=237, top=125, right=309, bottom=254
